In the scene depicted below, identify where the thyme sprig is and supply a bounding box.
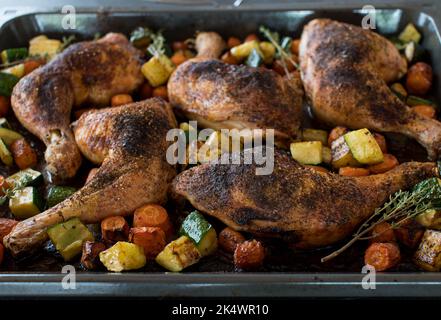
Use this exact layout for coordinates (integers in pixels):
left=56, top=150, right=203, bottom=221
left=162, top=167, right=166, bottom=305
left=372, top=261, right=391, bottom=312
left=147, top=30, right=167, bottom=58
left=259, top=26, right=299, bottom=76
left=321, top=178, right=441, bottom=263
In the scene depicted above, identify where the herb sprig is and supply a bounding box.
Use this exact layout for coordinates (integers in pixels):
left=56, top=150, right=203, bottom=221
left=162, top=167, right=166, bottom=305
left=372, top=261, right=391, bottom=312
left=321, top=177, right=441, bottom=263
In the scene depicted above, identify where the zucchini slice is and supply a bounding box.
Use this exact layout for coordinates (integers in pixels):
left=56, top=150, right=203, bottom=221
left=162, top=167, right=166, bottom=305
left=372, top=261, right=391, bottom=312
left=344, top=129, right=384, bottom=165
left=0, top=127, right=23, bottom=146
left=6, top=168, right=43, bottom=189
left=9, top=186, right=44, bottom=219
left=179, top=210, right=218, bottom=256
left=46, top=186, right=76, bottom=208
left=0, top=138, right=13, bottom=166
left=1, top=48, right=28, bottom=64
left=47, top=218, right=95, bottom=261
left=290, top=141, right=323, bottom=165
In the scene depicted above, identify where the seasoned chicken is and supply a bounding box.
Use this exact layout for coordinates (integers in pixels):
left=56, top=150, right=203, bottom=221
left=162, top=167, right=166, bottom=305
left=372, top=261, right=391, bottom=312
left=4, top=99, right=176, bottom=257
left=168, top=32, right=304, bottom=140
left=172, top=150, right=437, bottom=248
left=11, top=33, right=144, bottom=182
left=300, top=19, right=441, bottom=160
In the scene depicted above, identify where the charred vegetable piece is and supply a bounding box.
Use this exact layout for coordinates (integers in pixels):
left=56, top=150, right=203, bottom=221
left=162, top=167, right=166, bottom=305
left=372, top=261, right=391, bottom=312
left=141, top=55, right=175, bottom=87
left=179, top=210, right=218, bottom=257
left=398, top=23, right=421, bottom=44
left=129, top=227, right=166, bottom=259
left=290, top=141, right=323, bottom=165
left=9, top=186, right=43, bottom=219
left=10, top=138, right=37, bottom=169
left=394, top=220, right=425, bottom=248
left=46, top=186, right=76, bottom=208
left=364, top=242, right=401, bottom=271
left=99, top=241, right=146, bottom=272
left=47, top=218, right=94, bottom=261
left=302, top=129, right=328, bottom=145
left=0, top=138, right=12, bottom=166
left=414, top=230, right=441, bottom=271
left=219, top=227, right=246, bottom=253
left=155, top=236, right=201, bottom=272
left=0, top=72, right=19, bottom=96
left=101, top=216, right=130, bottom=243
left=416, top=209, right=441, bottom=230
left=406, top=95, right=434, bottom=107
left=29, top=35, right=62, bottom=60
left=370, top=221, right=396, bottom=244
left=331, top=136, right=360, bottom=168
left=368, top=154, right=399, bottom=174
left=234, top=240, right=265, bottom=270
left=0, top=127, right=23, bottom=146
left=0, top=218, right=18, bottom=242
left=1, top=48, right=28, bottom=64
left=133, top=204, right=173, bottom=238
left=338, top=167, right=369, bottom=177
left=406, top=62, right=433, bottom=95
left=81, top=241, right=106, bottom=270
left=344, top=128, right=384, bottom=165
left=6, top=168, right=42, bottom=189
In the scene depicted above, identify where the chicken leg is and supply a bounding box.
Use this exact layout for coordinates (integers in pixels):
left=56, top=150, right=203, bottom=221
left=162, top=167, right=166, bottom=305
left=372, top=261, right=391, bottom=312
left=168, top=32, right=304, bottom=140
left=300, top=19, right=441, bottom=160
left=4, top=98, right=177, bottom=257
left=11, top=33, right=144, bottom=182
left=172, top=149, right=437, bottom=248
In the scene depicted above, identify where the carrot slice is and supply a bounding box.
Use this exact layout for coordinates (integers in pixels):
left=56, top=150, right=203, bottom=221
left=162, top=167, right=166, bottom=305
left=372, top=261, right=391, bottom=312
left=101, top=216, right=129, bottom=243
left=129, top=227, right=166, bottom=259
left=111, top=94, right=133, bottom=107
left=364, top=242, right=400, bottom=271
left=133, top=204, right=173, bottom=237
left=368, top=154, right=399, bottom=174
left=412, top=105, right=436, bottom=119
left=339, top=167, right=370, bottom=177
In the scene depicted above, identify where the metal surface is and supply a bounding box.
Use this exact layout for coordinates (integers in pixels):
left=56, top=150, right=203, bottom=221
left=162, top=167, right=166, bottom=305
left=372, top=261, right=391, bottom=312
left=0, top=1, right=440, bottom=298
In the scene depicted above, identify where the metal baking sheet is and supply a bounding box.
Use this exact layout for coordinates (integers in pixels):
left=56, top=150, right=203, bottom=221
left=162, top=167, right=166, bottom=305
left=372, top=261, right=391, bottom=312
left=0, top=0, right=440, bottom=298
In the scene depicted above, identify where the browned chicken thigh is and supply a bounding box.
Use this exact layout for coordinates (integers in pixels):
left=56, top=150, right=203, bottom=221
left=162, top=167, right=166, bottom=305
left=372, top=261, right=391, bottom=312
left=300, top=19, right=441, bottom=160
left=172, top=150, right=437, bottom=248
left=168, top=32, right=304, bottom=140
left=11, top=33, right=144, bottom=182
left=4, top=98, right=176, bottom=257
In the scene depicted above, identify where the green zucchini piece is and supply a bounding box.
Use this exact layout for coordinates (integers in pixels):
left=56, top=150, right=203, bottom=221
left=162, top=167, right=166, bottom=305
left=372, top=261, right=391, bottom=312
left=179, top=210, right=218, bottom=257
left=46, top=186, right=76, bottom=208
left=290, top=141, right=323, bottom=165
left=0, top=138, right=13, bottom=166
left=344, top=128, right=384, bottom=165
left=1, top=48, right=28, bottom=64
left=0, top=72, right=19, bottom=96
left=6, top=168, right=43, bottom=189
left=9, top=186, right=43, bottom=219
left=0, top=118, right=11, bottom=129
left=302, top=128, right=328, bottom=145
left=399, top=23, right=421, bottom=44
left=47, top=218, right=94, bottom=261
left=407, top=95, right=434, bottom=107
left=245, top=48, right=263, bottom=68
left=0, top=127, right=23, bottom=146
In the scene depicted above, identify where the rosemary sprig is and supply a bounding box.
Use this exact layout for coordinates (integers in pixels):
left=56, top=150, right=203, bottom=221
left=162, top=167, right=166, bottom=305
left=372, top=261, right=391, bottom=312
left=321, top=178, right=441, bottom=263
left=147, top=30, right=167, bottom=58
left=259, top=26, right=299, bottom=75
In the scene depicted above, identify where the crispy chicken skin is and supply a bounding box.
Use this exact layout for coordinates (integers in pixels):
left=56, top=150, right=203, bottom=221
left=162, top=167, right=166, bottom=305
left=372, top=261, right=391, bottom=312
left=11, top=33, right=144, bottom=182
left=172, top=150, right=437, bottom=248
left=4, top=98, right=176, bottom=257
left=168, top=32, right=304, bottom=140
left=300, top=19, right=441, bottom=160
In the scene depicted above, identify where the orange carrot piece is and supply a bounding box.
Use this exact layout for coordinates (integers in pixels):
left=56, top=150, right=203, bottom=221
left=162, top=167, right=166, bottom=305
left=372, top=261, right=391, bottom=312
left=364, top=242, right=400, bottom=271
left=101, top=216, right=129, bottom=242
left=339, top=167, right=370, bottom=177
left=221, top=52, right=239, bottom=65
left=368, top=154, right=399, bottom=174
left=10, top=138, right=38, bottom=169
left=133, top=204, right=173, bottom=237
left=412, top=105, right=436, bottom=119
left=152, top=86, right=168, bottom=100
left=370, top=221, right=396, bottom=244
left=291, top=39, right=300, bottom=55
left=219, top=227, right=246, bottom=253
left=129, top=226, right=166, bottom=259
left=234, top=240, right=265, bottom=270
left=227, top=36, right=241, bottom=49
left=305, top=165, right=329, bottom=173
left=406, top=62, right=432, bottom=95
left=111, top=94, right=133, bottom=107
left=171, top=51, right=188, bottom=66
left=244, top=34, right=259, bottom=42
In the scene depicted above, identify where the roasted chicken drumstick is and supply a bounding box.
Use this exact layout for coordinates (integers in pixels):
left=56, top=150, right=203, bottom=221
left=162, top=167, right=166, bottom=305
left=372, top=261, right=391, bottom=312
left=300, top=19, right=441, bottom=160
left=172, top=150, right=437, bottom=248
left=168, top=32, right=304, bottom=140
left=4, top=98, right=176, bottom=257
left=11, top=33, right=144, bottom=182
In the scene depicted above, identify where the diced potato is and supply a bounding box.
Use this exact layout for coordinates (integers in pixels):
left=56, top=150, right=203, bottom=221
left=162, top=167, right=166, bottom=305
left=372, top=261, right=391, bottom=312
left=290, top=141, right=322, bottom=165
left=344, top=129, right=384, bottom=165
left=29, top=36, right=62, bottom=60
left=259, top=41, right=275, bottom=64
left=141, top=54, right=175, bottom=87
left=230, top=40, right=259, bottom=60
left=414, top=230, right=441, bottom=271
left=99, top=241, right=146, bottom=272
left=416, top=209, right=441, bottom=230
left=155, top=236, right=201, bottom=272
left=398, top=23, right=421, bottom=44
left=2, top=63, right=25, bottom=78
left=322, top=146, right=332, bottom=165
left=331, top=136, right=360, bottom=168
left=302, top=129, right=328, bottom=145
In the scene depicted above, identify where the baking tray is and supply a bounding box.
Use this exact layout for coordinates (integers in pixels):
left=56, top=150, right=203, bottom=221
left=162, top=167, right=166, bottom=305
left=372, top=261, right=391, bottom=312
left=0, top=0, right=440, bottom=298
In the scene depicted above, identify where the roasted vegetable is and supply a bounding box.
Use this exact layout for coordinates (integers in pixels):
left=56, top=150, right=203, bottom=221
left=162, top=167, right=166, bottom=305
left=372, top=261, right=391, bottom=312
left=0, top=72, right=19, bottom=96
left=328, top=126, right=348, bottom=146
left=152, top=86, right=168, bottom=99
left=290, top=141, right=323, bottom=165
left=302, top=128, right=328, bottom=145
left=227, top=37, right=241, bottom=49
left=155, top=235, right=201, bottom=272
left=406, top=62, right=432, bottom=95
left=412, top=105, right=436, bottom=119
left=394, top=219, right=425, bottom=248
left=414, top=229, right=441, bottom=271
left=101, top=216, right=130, bottom=243
left=110, top=94, right=133, bottom=107
left=406, top=95, right=434, bottom=107
left=368, top=154, right=399, bottom=174
left=46, top=186, right=76, bottom=208
left=1, top=48, right=28, bottom=64
left=322, top=146, right=332, bottom=165
left=219, top=227, right=246, bottom=253
left=416, top=209, right=441, bottom=230
left=372, top=133, right=387, bottom=153
left=245, top=48, right=263, bottom=68
left=2, top=63, right=25, bottom=78
left=234, top=240, right=265, bottom=270
left=344, top=128, right=384, bottom=165
left=364, top=242, right=400, bottom=271
left=0, top=127, right=23, bottom=146
left=398, top=23, right=421, bottom=44
left=10, top=138, right=38, bottom=169
left=129, top=27, right=154, bottom=48
left=179, top=210, right=218, bottom=257
left=81, top=241, right=106, bottom=270
left=390, top=83, right=407, bottom=101
left=0, top=218, right=18, bottom=242
left=141, top=55, right=175, bottom=87
left=6, top=168, right=42, bottom=189
left=338, top=167, right=369, bottom=177
left=29, top=35, right=62, bottom=60
left=370, top=221, right=396, bottom=244
left=47, top=218, right=94, bottom=261
left=9, top=186, right=44, bottom=219
left=129, top=226, right=166, bottom=259
left=0, top=138, right=12, bottom=166
left=133, top=204, right=173, bottom=238
left=258, top=41, right=275, bottom=64
left=99, top=241, right=146, bottom=272
left=331, top=136, right=360, bottom=168
left=230, top=40, right=259, bottom=60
